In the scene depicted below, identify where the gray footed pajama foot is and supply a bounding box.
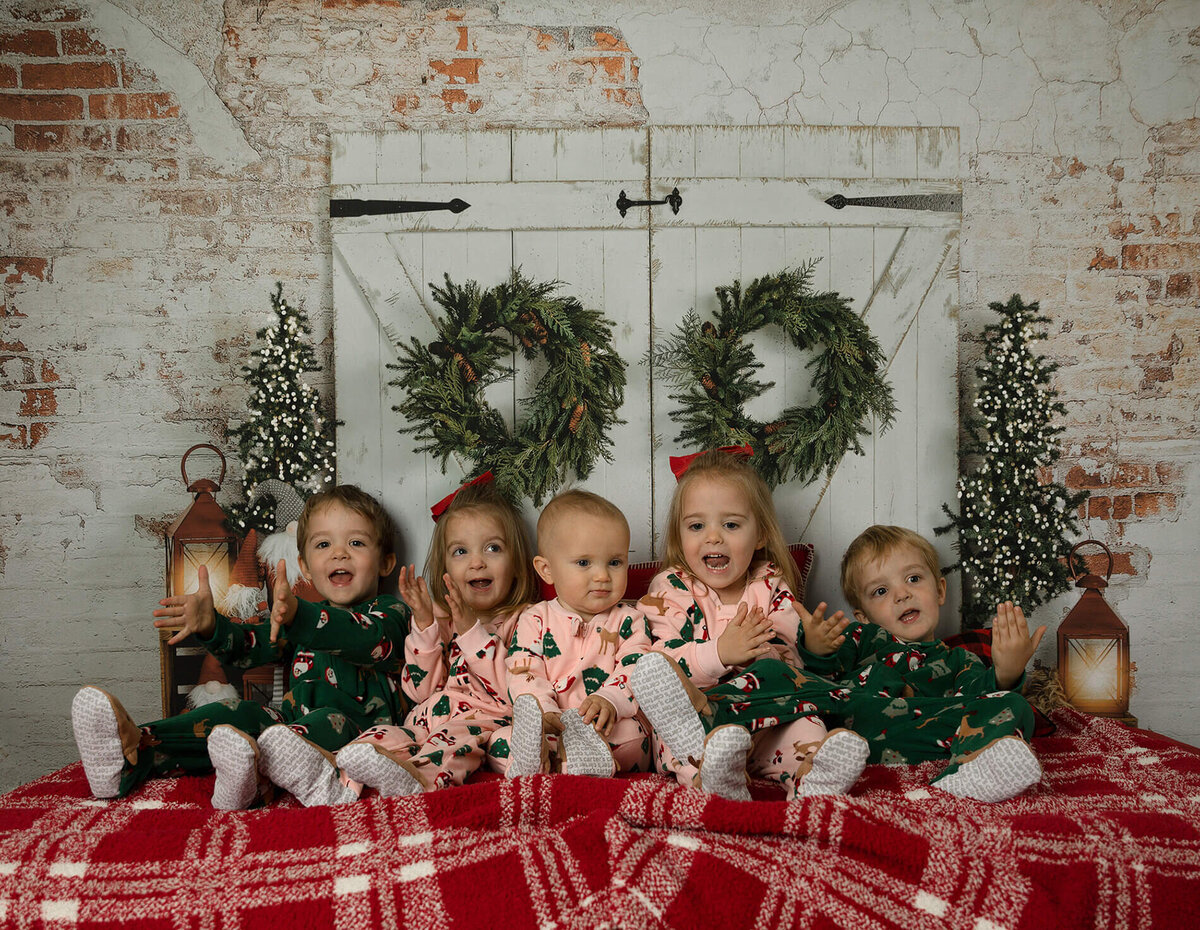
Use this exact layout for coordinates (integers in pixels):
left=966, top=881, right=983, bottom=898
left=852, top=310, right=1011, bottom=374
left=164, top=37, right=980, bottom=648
left=791, top=728, right=869, bottom=799
left=71, top=686, right=140, bottom=799
left=507, top=693, right=550, bottom=778
left=337, top=741, right=424, bottom=798
left=931, top=735, right=1042, bottom=803
left=258, top=725, right=358, bottom=807
left=630, top=653, right=707, bottom=767
left=207, top=724, right=263, bottom=810
left=559, top=709, right=616, bottom=777
left=698, top=725, right=752, bottom=801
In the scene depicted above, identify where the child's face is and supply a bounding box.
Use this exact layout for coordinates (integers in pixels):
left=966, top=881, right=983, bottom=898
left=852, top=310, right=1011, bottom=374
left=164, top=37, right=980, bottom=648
left=533, top=512, right=629, bottom=622
left=298, top=502, right=396, bottom=608
left=678, top=477, right=764, bottom=604
left=442, top=510, right=516, bottom=617
left=852, top=543, right=946, bottom=642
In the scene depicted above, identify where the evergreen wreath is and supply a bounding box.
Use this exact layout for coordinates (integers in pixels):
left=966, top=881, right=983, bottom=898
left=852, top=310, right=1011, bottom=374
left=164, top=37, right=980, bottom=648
left=652, top=264, right=896, bottom=487
left=388, top=269, right=627, bottom=505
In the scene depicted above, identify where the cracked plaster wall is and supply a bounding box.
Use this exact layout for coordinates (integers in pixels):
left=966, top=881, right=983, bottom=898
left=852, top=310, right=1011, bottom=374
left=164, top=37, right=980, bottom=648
left=0, top=0, right=1196, bottom=791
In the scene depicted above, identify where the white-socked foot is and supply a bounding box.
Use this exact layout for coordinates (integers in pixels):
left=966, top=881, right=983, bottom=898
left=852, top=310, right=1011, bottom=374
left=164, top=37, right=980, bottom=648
left=71, top=686, right=134, bottom=799
left=258, top=725, right=358, bottom=807
left=559, top=709, right=616, bottom=777
left=336, top=741, right=423, bottom=798
left=507, top=694, right=548, bottom=778
left=207, top=725, right=262, bottom=810
left=698, top=725, right=752, bottom=801
left=932, top=736, right=1042, bottom=803
left=792, top=728, right=869, bottom=799
left=631, top=653, right=706, bottom=768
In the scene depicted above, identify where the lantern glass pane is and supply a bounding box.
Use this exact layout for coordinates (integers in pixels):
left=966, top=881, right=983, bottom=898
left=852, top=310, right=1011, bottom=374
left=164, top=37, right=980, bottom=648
left=181, top=542, right=231, bottom=598
left=1064, top=636, right=1120, bottom=705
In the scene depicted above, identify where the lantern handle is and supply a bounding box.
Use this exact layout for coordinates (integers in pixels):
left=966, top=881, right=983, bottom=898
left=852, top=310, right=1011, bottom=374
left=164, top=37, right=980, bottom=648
left=1069, top=538, right=1112, bottom=583
left=181, top=443, right=227, bottom=490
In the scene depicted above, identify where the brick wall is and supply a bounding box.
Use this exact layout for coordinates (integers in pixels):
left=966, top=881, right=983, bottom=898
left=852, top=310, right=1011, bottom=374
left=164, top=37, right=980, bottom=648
left=0, top=0, right=1196, bottom=790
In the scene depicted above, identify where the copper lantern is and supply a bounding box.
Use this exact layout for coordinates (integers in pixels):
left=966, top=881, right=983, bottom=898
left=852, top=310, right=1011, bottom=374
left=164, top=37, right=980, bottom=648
left=165, top=444, right=237, bottom=603
left=1057, top=539, right=1130, bottom=718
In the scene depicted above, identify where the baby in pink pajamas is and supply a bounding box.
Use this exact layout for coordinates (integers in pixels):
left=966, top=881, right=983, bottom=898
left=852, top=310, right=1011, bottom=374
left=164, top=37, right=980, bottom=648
left=502, top=489, right=654, bottom=778
left=336, top=475, right=540, bottom=796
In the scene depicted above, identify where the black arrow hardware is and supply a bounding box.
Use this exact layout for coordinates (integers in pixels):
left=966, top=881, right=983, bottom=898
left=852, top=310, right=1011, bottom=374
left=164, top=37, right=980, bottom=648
left=616, top=187, right=683, bottom=218
left=329, top=198, right=471, bottom=218
left=824, top=193, right=961, bottom=213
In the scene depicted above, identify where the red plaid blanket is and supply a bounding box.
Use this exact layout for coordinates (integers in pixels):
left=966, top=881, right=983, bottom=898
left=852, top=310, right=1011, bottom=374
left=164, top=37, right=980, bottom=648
left=2, top=708, right=1197, bottom=928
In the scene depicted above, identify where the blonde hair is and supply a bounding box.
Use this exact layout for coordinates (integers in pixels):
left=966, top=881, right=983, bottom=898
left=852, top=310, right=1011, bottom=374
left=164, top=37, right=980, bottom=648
left=662, top=451, right=798, bottom=594
left=424, top=482, right=538, bottom=614
left=840, top=524, right=942, bottom=611
left=536, top=489, right=629, bottom=552
left=297, top=485, right=396, bottom=557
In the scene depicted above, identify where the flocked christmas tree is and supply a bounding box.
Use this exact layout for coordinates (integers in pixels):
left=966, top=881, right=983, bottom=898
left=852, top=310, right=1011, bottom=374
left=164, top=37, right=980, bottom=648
left=225, top=283, right=337, bottom=535
left=937, top=295, right=1088, bottom=628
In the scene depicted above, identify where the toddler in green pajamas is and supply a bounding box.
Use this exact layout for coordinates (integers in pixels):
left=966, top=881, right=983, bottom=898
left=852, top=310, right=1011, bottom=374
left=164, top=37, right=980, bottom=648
left=798, top=524, right=1045, bottom=802
left=71, top=485, right=411, bottom=809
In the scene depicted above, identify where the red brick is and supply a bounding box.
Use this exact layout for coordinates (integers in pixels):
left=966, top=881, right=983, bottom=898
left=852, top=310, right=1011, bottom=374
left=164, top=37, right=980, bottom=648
left=439, top=87, right=467, bottom=111
left=1065, top=464, right=1104, bottom=489
left=12, top=124, right=113, bottom=151
left=22, top=61, right=119, bottom=90
left=1166, top=273, right=1192, bottom=297
left=1134, top=491, right=1177, bottom=516
left=0, top=92, right=83, bottom=120
left=1111, top=496, right=1133, bottom=520
left=430, top=58, right=481, bottom=84
left=593, top=31, right=631, bottom=52
left=0, top=64, right=17, bottom=87
left=1087, top=496, right=1111, bottom=519
left=0, top=29, right=58, bottom=56
left=1088, top=248, right=1118, bottom=271
left=0, top=424, right=29, bottom=449
left=1155, top=462, right=1181, bottom=483
left=1146, top=277, right=1162, bottom=301
left=1108, top=219, right=1141, bottom=239
left=1111, top=463, right=1151, bottom=487
left=60, top=28, right=108, bottom=56
left=29, top=422, right=50, bottom=447
left=1, top=257, right=49, bottom=284
left=456, top=26, right=468, bottom=51
left=575, top=56, right=626, bottom=83
left=9, top=8, right=83, bottom=22
left=39, top=360, right=59, bottom=383
left=89, top=92, right=179, bottom=119
left=1122, top=243, right=1200, bottom=270
left=18, top=388, right=56, bottom=416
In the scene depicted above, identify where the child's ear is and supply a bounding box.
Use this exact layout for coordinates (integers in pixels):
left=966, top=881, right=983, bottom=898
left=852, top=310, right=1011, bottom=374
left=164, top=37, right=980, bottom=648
left=533, top=555, right=554, bottom=585
left=853, top=608, right=868, bottom=624
left=379, top=553, right=397, bottom=578
left=297, top=556, right=313, bottom=584
left=936, top=575, right=947, bottom=606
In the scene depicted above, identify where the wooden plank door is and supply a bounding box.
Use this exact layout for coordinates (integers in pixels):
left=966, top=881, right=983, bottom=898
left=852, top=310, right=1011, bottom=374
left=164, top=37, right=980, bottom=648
left=331, top=129, right=654, bottom=566
left=648, top=126, right=960, bottom=621
left=332, top=126, right=961, bottom=626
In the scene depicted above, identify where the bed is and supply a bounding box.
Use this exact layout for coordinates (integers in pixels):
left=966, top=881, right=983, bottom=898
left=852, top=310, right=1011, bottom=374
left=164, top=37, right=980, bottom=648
left=1, top=707, right=1197, bottom=928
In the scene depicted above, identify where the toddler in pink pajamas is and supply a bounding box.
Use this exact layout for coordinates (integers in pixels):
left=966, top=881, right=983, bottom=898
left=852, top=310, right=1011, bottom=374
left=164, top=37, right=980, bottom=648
left=337, top=475, right=540, bottom=796
left=632, top=447, right=869, bottom=800
left=502, top=490, right=654, bottom=778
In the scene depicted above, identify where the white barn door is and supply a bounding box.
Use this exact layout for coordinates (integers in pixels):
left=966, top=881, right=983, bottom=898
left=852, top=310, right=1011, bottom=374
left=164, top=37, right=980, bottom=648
left=331, top=127, right=961, bottom=627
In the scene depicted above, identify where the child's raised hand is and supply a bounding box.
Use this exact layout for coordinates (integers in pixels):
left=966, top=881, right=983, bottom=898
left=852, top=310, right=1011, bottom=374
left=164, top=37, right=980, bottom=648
left=579, top=695, right=616, bottom=737
left=153, top=564, right=218, bottom=645
left=270, top=559, right=298, bottom=644
left=990, top=601, right=1046, bottom=690
left=799, top=601, right=850, bottom=657
left=398, top=564, right=435, bottom=631
left=443, top=574, right=479, bottom=636
left=717, top=603, right=775, bottom=667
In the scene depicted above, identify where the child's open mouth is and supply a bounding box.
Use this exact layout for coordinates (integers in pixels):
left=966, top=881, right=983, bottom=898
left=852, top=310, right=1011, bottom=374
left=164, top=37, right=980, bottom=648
left=898, top=608, right=920, bottom=624
left=468, top=578, right=492, bottom=590
left=703, top=554, right=730, bottom=571
left=329, top=569, right=354, bottom=586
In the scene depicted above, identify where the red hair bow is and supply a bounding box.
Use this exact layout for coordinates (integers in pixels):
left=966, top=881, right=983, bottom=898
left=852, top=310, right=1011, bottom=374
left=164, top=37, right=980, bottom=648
left=668, top=445, right=753, bottom=481
left=430, top=471, right=495, bottom=522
